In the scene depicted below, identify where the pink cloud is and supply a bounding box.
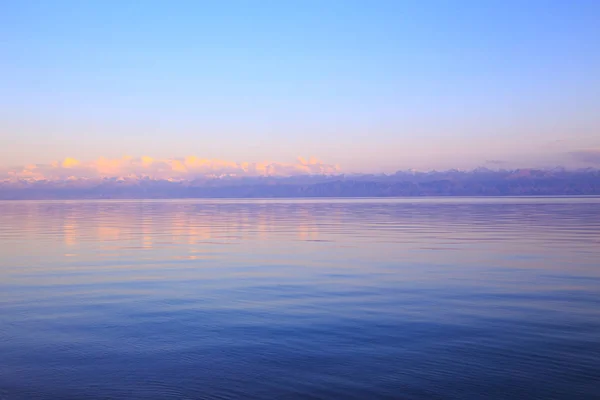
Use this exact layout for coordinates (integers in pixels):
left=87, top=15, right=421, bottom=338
left=0, top=156, right=340, bottom=182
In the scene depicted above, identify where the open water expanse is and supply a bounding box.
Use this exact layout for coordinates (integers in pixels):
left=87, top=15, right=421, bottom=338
left=0, top=198, right=599, bottom=399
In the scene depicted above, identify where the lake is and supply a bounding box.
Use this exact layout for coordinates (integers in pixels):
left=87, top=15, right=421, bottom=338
left=1, top=198, right=599, bottom=399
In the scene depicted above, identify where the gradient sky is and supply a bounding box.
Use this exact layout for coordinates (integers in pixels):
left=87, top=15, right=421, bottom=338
left=1, top=0, right=599, bottom=172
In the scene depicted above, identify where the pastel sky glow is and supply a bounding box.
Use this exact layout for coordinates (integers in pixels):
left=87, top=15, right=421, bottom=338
left=1, top=1, right=599, bottom=172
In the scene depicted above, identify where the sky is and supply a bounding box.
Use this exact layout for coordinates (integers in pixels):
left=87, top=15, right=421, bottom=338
left=1, top=0, right=599, bottom=175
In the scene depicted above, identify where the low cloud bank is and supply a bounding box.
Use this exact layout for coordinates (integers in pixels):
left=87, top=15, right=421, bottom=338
left=1, top=156, right=340, bottom=182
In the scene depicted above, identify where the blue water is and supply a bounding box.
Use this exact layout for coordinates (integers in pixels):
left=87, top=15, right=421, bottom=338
left=1, top=198, right=599, bottom=399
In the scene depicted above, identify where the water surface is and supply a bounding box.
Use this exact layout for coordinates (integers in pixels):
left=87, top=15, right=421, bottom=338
left=1, top=198, right=599, bottom=399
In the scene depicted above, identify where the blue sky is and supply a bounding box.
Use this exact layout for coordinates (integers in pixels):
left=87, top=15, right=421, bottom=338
left=1, top=0, right=599, bottom=172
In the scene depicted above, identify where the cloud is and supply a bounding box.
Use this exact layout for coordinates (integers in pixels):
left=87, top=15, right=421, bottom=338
left=569, top=149, right=600, bottom=164
left=0, top=156, right=340, bottom=182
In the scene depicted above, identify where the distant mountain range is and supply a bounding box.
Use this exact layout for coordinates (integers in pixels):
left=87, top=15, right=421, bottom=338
left=1, top=168, right=599, bottom=199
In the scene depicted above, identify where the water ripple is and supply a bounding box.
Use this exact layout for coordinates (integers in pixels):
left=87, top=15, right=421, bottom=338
left=0, top=198, right=599, bottom=399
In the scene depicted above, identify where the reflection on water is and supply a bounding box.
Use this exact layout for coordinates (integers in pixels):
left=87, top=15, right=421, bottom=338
left=0, top=198, right=599, bottom=399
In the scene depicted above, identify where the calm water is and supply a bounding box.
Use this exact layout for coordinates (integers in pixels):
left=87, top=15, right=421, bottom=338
left=1, top=198, right=599, bottom=399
